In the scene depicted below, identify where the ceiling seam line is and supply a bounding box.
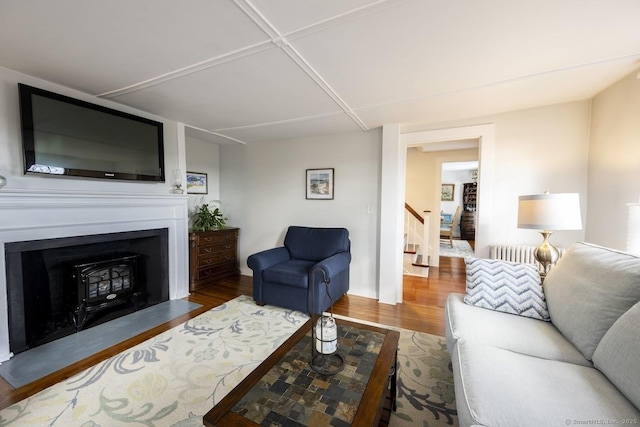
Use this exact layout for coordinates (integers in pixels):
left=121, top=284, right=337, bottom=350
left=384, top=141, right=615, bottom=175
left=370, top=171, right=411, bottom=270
left=235, top=0, right=369, bottom=132
left=212, top=111, right=346, bottom=132
left=279, top=43, right=369, bottom=131
left=233, top=0, right=280, bottom=40
left=186, top=124, right=247, bottom=145
left=281, top=0, right=411, bottom=41
left=96, top=40, right=274, bottom=98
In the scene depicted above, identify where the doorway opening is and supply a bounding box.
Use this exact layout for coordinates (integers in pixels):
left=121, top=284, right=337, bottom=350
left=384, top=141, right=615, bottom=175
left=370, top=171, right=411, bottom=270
left=378, top=123, right=495, bottom=305
left=439, top=161, right=478, bottom=259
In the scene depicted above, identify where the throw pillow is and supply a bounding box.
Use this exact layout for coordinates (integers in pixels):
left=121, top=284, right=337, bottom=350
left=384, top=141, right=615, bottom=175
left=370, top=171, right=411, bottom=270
left=464, top=257, right=550, bottom=321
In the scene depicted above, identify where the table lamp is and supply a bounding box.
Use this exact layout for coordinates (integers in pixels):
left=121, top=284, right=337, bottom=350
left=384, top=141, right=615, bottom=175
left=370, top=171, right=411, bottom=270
left=517, top=192, right=582, bottom=277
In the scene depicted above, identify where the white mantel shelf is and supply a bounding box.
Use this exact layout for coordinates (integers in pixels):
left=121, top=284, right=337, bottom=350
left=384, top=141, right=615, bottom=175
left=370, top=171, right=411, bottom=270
left=0, top=188, right=190, bottom=363
left=0, top=187, right=190, bottom=201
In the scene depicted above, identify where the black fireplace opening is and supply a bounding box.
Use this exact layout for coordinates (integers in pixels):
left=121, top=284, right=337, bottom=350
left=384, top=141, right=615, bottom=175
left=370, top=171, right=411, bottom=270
left=5, top=228, right=169, bottom=355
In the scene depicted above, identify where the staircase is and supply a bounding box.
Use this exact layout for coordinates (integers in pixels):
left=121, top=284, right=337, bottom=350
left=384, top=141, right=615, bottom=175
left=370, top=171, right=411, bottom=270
left=404, top=203, right=430, bottom=276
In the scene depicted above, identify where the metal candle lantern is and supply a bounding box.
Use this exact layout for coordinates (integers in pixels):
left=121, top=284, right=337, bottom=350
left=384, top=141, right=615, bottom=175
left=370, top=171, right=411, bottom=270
left=315, top=315, right=337, bottom=354
left=310, top=270, right=344, bottom=375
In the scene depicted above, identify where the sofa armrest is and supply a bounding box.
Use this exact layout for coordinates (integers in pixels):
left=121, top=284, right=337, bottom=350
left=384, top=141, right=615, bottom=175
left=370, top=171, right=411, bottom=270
left=247, top=247, right=290, bottom=272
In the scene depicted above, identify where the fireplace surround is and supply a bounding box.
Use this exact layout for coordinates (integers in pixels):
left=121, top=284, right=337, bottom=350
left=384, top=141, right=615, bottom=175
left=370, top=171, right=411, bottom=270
left=0, top=189, right=190, bottom=363
left=5, top=229, right=168, bottom=354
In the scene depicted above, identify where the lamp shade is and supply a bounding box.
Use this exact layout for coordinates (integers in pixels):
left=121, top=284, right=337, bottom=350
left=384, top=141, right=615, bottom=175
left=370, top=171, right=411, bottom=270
left=518, top=193, right=582, bottom=231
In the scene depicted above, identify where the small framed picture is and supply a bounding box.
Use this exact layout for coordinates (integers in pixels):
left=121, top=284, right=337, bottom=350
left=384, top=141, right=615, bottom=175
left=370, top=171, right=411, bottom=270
left=306, top=168, right=334, bottom=200
left=441, top=183, right=455, bottom=201
left=186, top=171, right=208, bottom=194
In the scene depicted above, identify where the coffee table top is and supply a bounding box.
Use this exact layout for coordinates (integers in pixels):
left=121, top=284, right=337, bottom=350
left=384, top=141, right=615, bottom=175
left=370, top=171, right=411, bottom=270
left=204, top=317, right=400, bottom=427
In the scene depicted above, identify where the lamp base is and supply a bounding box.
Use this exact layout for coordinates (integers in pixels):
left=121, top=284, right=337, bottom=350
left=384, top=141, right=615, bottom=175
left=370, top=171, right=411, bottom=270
left=534, top=230, right=560, bottom=279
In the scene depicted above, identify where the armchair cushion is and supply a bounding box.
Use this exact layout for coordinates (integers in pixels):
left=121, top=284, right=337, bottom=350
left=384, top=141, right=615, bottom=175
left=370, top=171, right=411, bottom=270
left=284, top=226, right=350, bottom=261
left=262, top=260, right=315, bottom=288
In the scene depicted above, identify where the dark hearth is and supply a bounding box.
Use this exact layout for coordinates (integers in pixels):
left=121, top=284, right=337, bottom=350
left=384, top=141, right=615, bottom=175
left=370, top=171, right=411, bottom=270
left=5, top=229, right=169, bottom=354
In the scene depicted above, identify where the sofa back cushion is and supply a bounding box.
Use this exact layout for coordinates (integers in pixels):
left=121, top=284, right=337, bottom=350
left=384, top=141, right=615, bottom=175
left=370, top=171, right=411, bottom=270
left=284, top=226, right=350, bottom=262
left=593, top=301, right=640, bottom=410
left=544, top=242, right=640, bottom=360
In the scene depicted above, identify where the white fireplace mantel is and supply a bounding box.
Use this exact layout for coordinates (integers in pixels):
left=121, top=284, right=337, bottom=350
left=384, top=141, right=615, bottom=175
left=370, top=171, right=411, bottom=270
left=0, top=188, right=190, bottom=363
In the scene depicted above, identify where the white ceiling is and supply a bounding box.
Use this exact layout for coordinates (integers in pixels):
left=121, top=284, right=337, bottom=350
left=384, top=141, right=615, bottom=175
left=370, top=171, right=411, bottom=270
left=1, top=0, right=640, bottom=145
left=442, top=161, right=479, bottom=172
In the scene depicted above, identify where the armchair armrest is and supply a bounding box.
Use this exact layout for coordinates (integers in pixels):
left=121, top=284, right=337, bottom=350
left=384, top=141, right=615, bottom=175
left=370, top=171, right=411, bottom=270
left=310, top=251, right=351, bottom=282
left=308, top=251, right=351, bottom=314
left=247, top=247, right=290, bottom=272
left=248, top=247, right=290, bottom=305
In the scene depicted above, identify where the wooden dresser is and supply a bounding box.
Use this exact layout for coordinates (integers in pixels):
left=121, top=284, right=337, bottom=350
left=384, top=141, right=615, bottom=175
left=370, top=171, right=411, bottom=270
left=189, top=228, right=239, bottom=291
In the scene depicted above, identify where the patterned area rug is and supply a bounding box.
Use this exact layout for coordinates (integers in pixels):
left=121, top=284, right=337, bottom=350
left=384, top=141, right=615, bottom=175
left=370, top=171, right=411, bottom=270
left=439, top=239, right=474, bottom=258
left=0, top=295, right=457, bottom=426
left=391, top=331, right=457, bottom=426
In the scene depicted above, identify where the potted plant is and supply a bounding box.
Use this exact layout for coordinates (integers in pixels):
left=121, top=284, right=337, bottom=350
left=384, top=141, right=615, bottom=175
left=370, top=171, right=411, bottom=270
left=191, top=201, right=228, bottom=231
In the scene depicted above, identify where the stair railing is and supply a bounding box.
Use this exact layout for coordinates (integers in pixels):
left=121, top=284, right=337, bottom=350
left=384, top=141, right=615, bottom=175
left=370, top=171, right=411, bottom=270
left=404, top=203, right=423, bottom=251
left=404, top=203, right=431, bottom=266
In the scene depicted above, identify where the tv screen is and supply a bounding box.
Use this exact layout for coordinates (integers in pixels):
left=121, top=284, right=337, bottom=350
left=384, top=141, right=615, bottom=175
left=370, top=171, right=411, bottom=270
left=19, top=83, right=165, bottom=182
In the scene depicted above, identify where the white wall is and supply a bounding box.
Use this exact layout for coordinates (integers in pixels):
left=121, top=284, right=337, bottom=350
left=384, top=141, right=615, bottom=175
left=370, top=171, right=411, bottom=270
left=587, top=69, right=640, bottom=250
left=185, top=135, right=220, bottom=227
left=403, top=100, right=591, bottom=252
left=220, top=130, right=382, bottom=299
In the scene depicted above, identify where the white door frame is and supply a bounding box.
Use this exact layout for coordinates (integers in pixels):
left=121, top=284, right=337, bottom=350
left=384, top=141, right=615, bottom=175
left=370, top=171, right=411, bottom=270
left=378, top=124, right=495, bottom=305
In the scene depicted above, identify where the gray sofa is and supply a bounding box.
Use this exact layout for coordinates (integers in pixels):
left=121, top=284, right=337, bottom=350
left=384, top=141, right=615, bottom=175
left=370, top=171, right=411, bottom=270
left=445, top=242, right=640, bottom=427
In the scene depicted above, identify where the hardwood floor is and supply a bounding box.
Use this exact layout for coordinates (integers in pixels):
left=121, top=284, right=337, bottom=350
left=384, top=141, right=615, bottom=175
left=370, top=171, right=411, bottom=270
left=0, top=257, right=466, bottom=411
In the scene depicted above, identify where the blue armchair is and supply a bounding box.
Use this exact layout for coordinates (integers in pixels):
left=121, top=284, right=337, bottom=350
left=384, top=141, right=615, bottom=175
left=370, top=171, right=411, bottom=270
left=247, top=226, right=351, bottom=315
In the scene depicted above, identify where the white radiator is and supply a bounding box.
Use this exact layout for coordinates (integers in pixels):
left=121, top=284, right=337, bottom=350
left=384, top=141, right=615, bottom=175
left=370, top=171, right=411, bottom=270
left=489, top=244, right=566, bottom=272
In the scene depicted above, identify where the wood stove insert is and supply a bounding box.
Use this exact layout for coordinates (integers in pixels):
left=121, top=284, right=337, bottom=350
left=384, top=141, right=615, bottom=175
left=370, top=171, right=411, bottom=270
left=67, top=253, right=142, bottom=331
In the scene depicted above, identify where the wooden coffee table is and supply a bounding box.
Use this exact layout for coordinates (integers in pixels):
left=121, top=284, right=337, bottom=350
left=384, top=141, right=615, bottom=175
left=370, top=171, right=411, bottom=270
left=204, top=318, right=400, bottom=426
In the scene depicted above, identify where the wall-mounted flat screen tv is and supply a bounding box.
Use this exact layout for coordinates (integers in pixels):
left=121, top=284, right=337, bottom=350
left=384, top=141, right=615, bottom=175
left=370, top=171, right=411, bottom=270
left=19, top=83, right=165, bottom=182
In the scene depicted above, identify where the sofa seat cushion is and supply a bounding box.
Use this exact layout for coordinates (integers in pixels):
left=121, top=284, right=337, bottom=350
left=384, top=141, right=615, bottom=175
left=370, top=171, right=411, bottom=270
left=544, top=242, right=640, bottom=361
left=446, top=293, right=591, bottom=366
left=464, top=257, right=549, bottom=320
left=452, top=340, right=640, bottom=427
left=263, top=260, right=316, bottom=288
left=594, top=301, right=640, bottom=410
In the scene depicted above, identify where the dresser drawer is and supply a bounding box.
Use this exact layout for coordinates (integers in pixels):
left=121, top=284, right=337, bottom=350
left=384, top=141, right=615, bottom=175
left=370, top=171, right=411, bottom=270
left=196, top=261, right=237, bottom=282
left=198, top=241, right=236, bottom=257
left=196, top=230, right=238, bottom=246
left=198, top=250, right=235, bottom=268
